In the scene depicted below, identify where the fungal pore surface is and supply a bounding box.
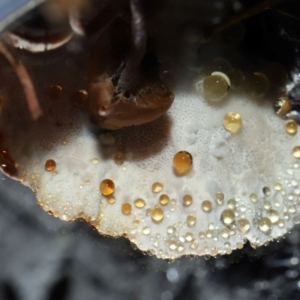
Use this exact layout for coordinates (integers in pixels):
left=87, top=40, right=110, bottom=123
left=0, top=0, right=299, bottom=259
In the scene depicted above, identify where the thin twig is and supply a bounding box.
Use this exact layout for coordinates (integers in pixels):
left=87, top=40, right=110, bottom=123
left=0, top=37, right=43, bottom=120
left=205, top=0, right=284, bottom=40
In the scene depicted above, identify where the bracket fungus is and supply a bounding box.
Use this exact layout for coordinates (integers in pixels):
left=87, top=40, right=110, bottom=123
left=1, top=0, right=300, bottom=259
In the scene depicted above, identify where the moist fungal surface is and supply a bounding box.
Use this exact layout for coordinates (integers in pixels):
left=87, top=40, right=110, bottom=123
left=1, top=0, right=300, bottom=259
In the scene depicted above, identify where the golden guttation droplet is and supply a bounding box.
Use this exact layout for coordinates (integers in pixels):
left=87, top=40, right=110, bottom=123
left=71, top=89, right=88, bottom=109
left=122, top=202, right=132, bottom=215
left=48, top=85, right=63, bottom=99
left=203, top=72, right=230, bottom=100
left=169, top=241, right=178, bottom=250
left=274, top=183, right=282, bottom=191
left=187, top=214, right=197, bottom=227
left=183, top=194, right=193, bottom=206
left=152, top=182, right=163, bottom=193
left=114, top=152, right=125, bottom=165
left=99, top=133, right=115, bottom=146
left=263, top=187, right=271, bottom=196
left=268, top=210, right=280, bottom=224
left=250, top=193, right=258, bottom=203
left=45, top=159, right=56, bottom=171
left=223, top=112, right=242, bottom=133
left=215, top=192, right=225, bottom=205
left=227, top=199, right=237, bottom=209
left=184, top=232, right=194, bottom=242
left=107, top=196, right=115, bottom=204
left=237, top=219, right=250, bottom=233
left=245, top=72, right=269, bottom=97
left=100, top=179, right=115, bottom=196
left=292, top=146, right=300, bottom=158
left=258, top=217, right=272, bottom=233
left=227, top=69, right=245, bottom=89
left=151, top=207, right=164, bottom=223
left=173, top=151, right=193, bottom=174
left=142, top=226, right=151, bottom=235
left=277, top=219, right=285, bottom=228
left=274, top=97, right=292, bottom=116
left=92, top=158, right=99, bottom=165
left=134, top=198, right=146, bottom=208
left=159, top=194, right=170, bottom=206
left=201, top=200, right=212, bottom=212
left=221, top=209, right=235, bottom=226
left=286, top=120, right=298, bottom=135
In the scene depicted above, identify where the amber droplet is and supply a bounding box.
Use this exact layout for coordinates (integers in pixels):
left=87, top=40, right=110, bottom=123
left=151, top=207, right=164, bottom=223
left=0, top=147, right=18, bottom=177
left=1, top=152, right=19, bottom=179
left=159, top=194, right=170, bottom=206
left=122, top=202, right=132, bottom=215
left=114, top=152, right=125, bottom=165
left=183, top=194, right=193, bottom=206
left=245, top=72, right=269, bottom=97
left=274, top=97, right=292, bottom=116
left=100, top=179, right=115, bottom=196
left=201, top=200, right=212, bottom=212
left=152, top=182, right=163, bottom=193
left=48, top=85, right=63, bottom=99
left=223, top=112, right=242, bottom=133
left=187, top=214, right=197, bottom=227
left=293, top=146, right=300, bottom=158
left=71, top=89, right=88, bottom=108
left=286, top=120, right=298, bottom=135
left=45, top=159, right=56, bottom=171
left=134, top=198, right=146, bottom=208
left=173, top=151, right=193, bottom=174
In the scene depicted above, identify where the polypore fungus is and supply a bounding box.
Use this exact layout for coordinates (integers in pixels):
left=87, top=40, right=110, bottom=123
left=0, top=0, right=300, bottom=259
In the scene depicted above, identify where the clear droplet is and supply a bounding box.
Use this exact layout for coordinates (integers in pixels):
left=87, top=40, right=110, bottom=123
left=244, top=72, right=269, bottom=97
left=237, top=219, right=250, bottom=233
left=142, top=226, right=151, bottom=235
left=258, top=217, right=272, bottom=233
left=221, top=209, right=235, bottom=226
left=203, top=72, right=230, bottom=100
left=267, top=209, right=279, bottom=224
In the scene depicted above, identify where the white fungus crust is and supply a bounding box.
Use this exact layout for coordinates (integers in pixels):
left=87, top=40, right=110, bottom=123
left=0, top=40, right=299, bottom=259
left=0, top=0, right=299, bottom=258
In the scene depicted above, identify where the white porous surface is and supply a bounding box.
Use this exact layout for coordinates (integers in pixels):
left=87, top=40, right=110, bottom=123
left=0, top=34, right=299, bottom=259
